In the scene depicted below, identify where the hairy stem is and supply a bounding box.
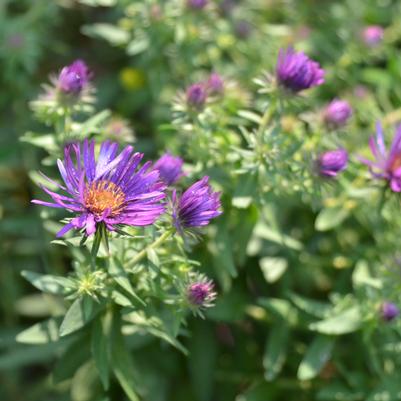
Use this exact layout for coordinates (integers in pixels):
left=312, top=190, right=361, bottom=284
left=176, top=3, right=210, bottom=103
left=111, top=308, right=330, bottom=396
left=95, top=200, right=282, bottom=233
left=127, top=230, right=173, bottom=268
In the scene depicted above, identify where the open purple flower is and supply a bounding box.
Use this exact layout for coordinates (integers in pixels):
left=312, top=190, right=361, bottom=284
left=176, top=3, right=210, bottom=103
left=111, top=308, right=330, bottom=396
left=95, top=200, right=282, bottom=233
left=153, top=152, right=184, bottom=186
left=362, top=25, right=384, bottom=47
left=317, top=149, right=348, bottom=177
left=323, top=99, right=352, bottom=129
left=359, top=123, right=401, bottom=192
left=276, top=47, right=325, bottom=93
left=32, top=140, right=166, bottom=237
left=58, top=60, right=91, bottom=94
left=381, top=302, right=399, bottom=322
left=172, top=176, right=221, bottom=231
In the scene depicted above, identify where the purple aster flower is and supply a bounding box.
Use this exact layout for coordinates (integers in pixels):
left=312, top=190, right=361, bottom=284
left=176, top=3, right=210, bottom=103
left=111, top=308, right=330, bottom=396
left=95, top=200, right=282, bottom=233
left=276, top=47, right=325, bottom=93
left=359, top=123, right=401, bottom=192
left=317, top=149, right=348, bottom=177
left=381, top=302, right=399, bottom=322
left=186, top=83, right=207, bottom=108
left=362, top=25, right=384, bottom=47
left=206, top=72, right=224, bottom=95
left=323, top=99, right=353, bottom=129
left=172, top=176, right=221, bottom=231
left=153, top=152, right=184, bottom=186
left=32, top=140, right=166, bottom=237
left=58, top=60, right=91, bottom=94
left=187, top=0, right=207, bottom=9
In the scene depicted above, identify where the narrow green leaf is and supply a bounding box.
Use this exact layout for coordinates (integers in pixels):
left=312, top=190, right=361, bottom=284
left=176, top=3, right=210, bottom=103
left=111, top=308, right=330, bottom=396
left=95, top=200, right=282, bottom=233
left=297, top=335, right=335, bottom=380
left=17, top=318, right=60, bottom=344
left=111, top=314, right=140, bottom=401
left=91, top=316, right=110, bottom=390
left=110, top=257, right=146, bottom=306
left=232, top=173, right=258, bottom=209
left=260, top=257, right=288, bottom=283
left=59, top=297, right=98, bottom=337
left=53, top=336, right=90, bottom=383
left=309, top=306, right=362, bottom=335
left=254, top=223, right=303, bottom=250
left=263, top=323, right=289, bottom=381
left=21, top=270, right=73, bottom=295
left=82, top=23, right=129, bottom=45
left=315, top=207, right=350, bottom=231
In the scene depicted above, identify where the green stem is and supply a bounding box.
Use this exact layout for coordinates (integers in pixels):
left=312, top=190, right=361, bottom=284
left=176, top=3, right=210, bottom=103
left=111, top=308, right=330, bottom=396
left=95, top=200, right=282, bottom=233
left=257, top=99, right=277, bottom=139
left=126, top=230, right=173, bottom=269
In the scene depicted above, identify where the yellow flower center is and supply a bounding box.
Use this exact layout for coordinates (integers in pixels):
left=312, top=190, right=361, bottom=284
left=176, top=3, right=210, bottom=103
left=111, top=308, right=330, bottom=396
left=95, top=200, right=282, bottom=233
left=84, top=180, right=125, bottom=217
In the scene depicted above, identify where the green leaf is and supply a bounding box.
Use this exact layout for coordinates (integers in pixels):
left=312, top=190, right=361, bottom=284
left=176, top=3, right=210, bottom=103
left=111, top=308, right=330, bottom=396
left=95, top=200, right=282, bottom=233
left=232, top=173, right=258, bottom=209
left=79, top=110, right=112, bottom=137
left=289, top=293, right=331, bottom=319
left=0, top=343, right=62, bottom=370
left=315, top=207, right=350, bottom=231
left=21, top=270, right=74, bottom=295
left=111, top=314, right=140, bottom=401
left=71, top=360, right=99, bottom=401
left=16, top=318, right=60, bottom=344
left=82, top=23, right=129, bottom=46
left=110, top=257, right=146, bottom=306
left=297, top=335, right=335, bottom=381
left=126, top=38, right=150, bottom=56
left=77, top=0, right=117, bottom=5
left=263, top=323, right=289, bottom=381
left=352, top=260, right=382, bottom=290
left=53, top=336, right=90, bottom=383
left=260, top=257, right=288, bottom=283
left=259, top=297, right=299, bottom=326
left=91, top=316, right=110, bottom=390
left=188, top=321, right=217, bottom=401
left=254, top=223, right=303, bottom=250
left=309, top=306, right=362, bottom=335
left=209, top=218, right=237, bottom=285
left=59, top=297, right=98, bottom=337
left=238, top=110, right=262, bottom=124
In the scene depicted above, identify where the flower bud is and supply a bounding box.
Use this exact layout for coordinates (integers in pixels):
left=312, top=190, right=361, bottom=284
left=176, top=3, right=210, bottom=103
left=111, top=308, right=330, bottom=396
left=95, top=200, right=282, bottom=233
left=317, top=149, right=348, bottom=178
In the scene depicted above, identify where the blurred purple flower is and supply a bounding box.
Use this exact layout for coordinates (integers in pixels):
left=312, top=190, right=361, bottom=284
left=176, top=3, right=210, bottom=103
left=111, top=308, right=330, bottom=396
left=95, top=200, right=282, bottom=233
left=359, top=123, right=401, bottom=192
left=172, top=176, right=221, bottom=231
left=219, top=0, right=236, bottom=16
left=186, top=83, right=207, bottom=108
left=362, top=25, right=384, bottom=47
left=276, top=47, right=325, bottom=93
left=58, top=60, right=91, bottom=94
left=354, top=85, right=369, bottom=99
left=32, top=140, right=166, bottom=237
left=323, top=99, right=352, bottom=129
left=206, top=72, right=224, bottom=95
left=234, top=20, right=252, bottom=39
left=187, top=0, right=207, bottom=9
left=317, top=149, right=348, bottom=177
left=153, top=152, right=184, bottom=186
left=381, top=302, right=399, bottom=321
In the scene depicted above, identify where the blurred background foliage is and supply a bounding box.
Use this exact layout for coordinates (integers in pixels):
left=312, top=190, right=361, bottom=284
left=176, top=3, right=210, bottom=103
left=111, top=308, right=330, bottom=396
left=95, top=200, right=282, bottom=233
left=2, top=0, right=401, bottom=400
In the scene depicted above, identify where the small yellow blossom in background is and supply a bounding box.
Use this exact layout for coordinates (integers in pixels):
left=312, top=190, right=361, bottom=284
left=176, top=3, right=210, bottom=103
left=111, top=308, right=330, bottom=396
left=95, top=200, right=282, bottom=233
left=119, top=68, right=146, bottom=91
